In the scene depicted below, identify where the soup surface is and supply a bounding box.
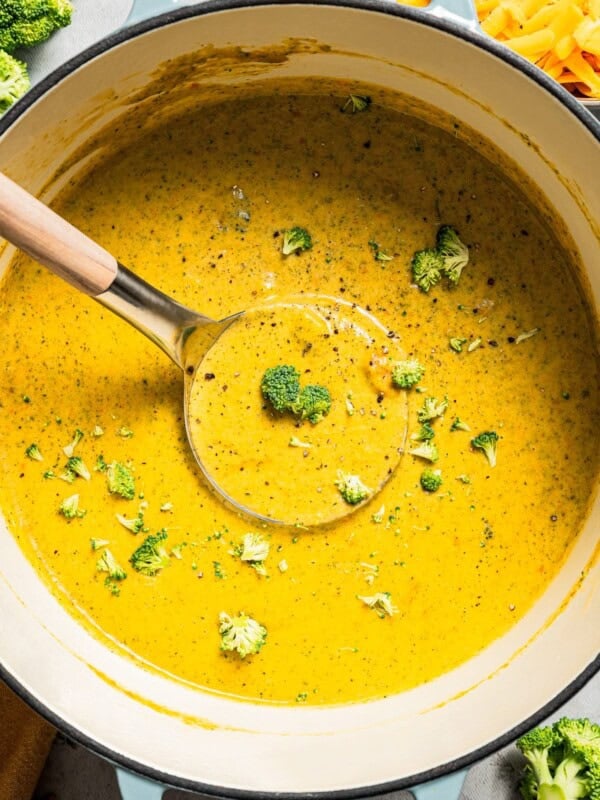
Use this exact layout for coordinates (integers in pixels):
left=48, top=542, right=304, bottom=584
left=0, top=83, right=598, bottom=706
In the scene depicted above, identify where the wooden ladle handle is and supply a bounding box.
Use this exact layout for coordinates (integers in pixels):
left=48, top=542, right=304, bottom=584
left=0, top=171, right=118, bottom=295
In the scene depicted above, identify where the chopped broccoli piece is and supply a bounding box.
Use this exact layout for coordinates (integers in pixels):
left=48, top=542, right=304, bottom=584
left=106, top=461, right=135, bottom=499
left=357, top=592, right=398, bottom=618
left=95, top=453, right=108, bottom=473
left=129, top=530, right=170, bottom=576
left=58, top=468, right=76, bottom=483
left=450, top=417, right=471, bottom=432
left=292, top=384, right=332, bottom=424
left=417, top=395, right=449, bottom=423
left=25, top=443, right=42, bottom=461
left=289, top=435, right=312, bottom=448
left=282, top=226, right=312, bottom=255
left=436, top=225, right=469, bottom=285
left=116, top=503, right=147, bottom=534
left=261, top=364, right=301, bottom=413
left=0, top=0, right=73, bottom=54
left=62, top=428, right=83, bottom=457
left=0, top=48, right=28, bottom=113
left=92, top=425, right=104, bottom=437
left=471, top=431, right=499, bottom=467
left=58, top=493, right=86, bottom=519
left=232, top=533, right=269, bottom=575
left=335, top=470, right=372, bottom=505
left=368, top=240, right=393, bottom=262
left=449, top=337, right=468, bottom=353
left=411, top=422, right=435, bottom=442
left=411, top=248, right=444, bottom=293
left=218, top=611, right=267, bottom=658
left=65, top=456, right=91, bottom=481
left=371, top=504, right=385, bottom=524
left=420, top=468, right=443, bottom=492
left=408, top=440, right=439, bottom=462
left=90, top=537, right=110, bottom=551
left=391, top=359, right=425, bottom=389
left=96, top=548, right=127, bottom=581
left=516, top=718, right=600, bottom=800
left=341, top=94, right=371, bottom=113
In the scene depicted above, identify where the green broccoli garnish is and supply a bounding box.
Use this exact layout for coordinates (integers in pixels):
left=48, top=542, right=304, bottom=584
left=408, top=440, right=439, bottom=462
left=96, top=548, right=127, bottom=581
left=25, top=443, right=43, bottom=461
left=449, top=337, right=468, bottom=353
left=129, top=530, right=170, bottom=576
left=0, top=0, right=73, bottom=53
left=282, top=226, right=312, bottom=255
left=63, top=428, right=83, bottom=457
left=106, top=461, right=135, bottom=499
left=218, top=611, right=267, bottom=658
left=292, top=384, right=332, bottom=424
left=341, top=94, right=371, bottom=113
left=232, top=532, right=269, bottom=576
left=420, top=468, right=443, bottom=492
left=516, top=717, right=600, bottom=800
left=411, top=248, right=444, bottom=293
left=450, top=417, right=471, bottom=432
left=58, top=493, right=86, bottom=519
left=471, top=431, right=499, bottom=467
left=357, top=592, right=398, bottom=618
left=417, top=395, right=449, bottom=423
left=289, top=435, right=312, bottom=448
left=368, top=240, right=393, bottom=262
left=391, top=359, right=425, bottom=389
left=436, top=225, right=469, bottom=285
left=335, top=470, right=372, bottom=505
left=411, top=422, right=435, bottom=442
left=116, top=503, right=147, bottom=534
left=90, top=537, right=110, bottom=551
left=0, top=48, right=28, bottom=113
left=261, top=364, right=301, bottom=413
left=65, top=455, right=91, bottom=481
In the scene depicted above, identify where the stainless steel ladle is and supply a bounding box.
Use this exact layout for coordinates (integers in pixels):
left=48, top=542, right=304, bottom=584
left=0, top=172, right=406, bottom=528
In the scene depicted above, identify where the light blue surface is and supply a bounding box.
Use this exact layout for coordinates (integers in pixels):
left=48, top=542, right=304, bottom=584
left=117, top=767, right=166, bottom=800
left=412, top=770, right=467, bottom=800
left=127, top=0, right=196, bottom=25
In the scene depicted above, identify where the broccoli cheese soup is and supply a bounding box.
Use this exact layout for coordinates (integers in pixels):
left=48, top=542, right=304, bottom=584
left=0, top=81, right=597, bottom=706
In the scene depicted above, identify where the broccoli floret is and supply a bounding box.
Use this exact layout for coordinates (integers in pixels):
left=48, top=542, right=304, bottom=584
left=368, top=240, right=393, bottom=262
left=417, top=395, right=449, bottom=423
left=357, top=592, right=398, bottom=618
left=341, top=94, right=371, bottom=113
left=65, top=455, right=91, bottom=481
left=420, top=468, right=443, bottom=492
left=62, top=428, right=83, bottom=457
left=90, top=537, right=110, bottom=551
left=0, top=49, right=29, bottom=113
left=411, top=422, right=435, bottom=442
left=96, top=548, right=127, bottom=581
left=261, top=364, right=301, bottom=413
left=471, top=431, right=499, bottom=467
left=58, top=493, right=86, bottom=519
left=436, top=225, right=469, bottom=285
left=218, top=611, right=267, bottom=658
left=116, top=503, right=147, bottom=534
left=391, top=359, right=425, bottom=389
left=449, top=337, right=468, bottom=353
left=411, top=248, right=445, bottom=293
left=232, top=532, right=269, bottom=576
left=289, top=435, right=312, bottom=448
left=450, top=417, right=471, bottom=432
left=106, top=461, right=135, bottom=499
left=25, top=443, right=42, bottom=461
left=408, top=440, right=439, bottom=462
left=292, top=384, right=332, bottom=424
left=0, top=0, right=73, bottom=53
left=335, top=470, right=372, bottom=505
left=516, top=718, right=600, bottom=800
left=129, top=530, right=170, bottom=576
left=282, top=226, right=312, bottom=255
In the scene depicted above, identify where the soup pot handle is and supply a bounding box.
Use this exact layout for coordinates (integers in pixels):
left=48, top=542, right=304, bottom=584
left=125, top=0, right=479, bottom=29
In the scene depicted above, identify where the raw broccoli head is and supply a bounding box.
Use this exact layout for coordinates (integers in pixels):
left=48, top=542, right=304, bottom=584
left=292, top=384, right=332, bottom=424
left=411, top=248, right=444, bottom=293
left=436, top=224, right=469, bottom=285
left=0, top=0, right=73, bottom=53
left=129, top=530, right=170, bottom=576
left=282, top=226, right=312, bottom=255
left=471, top=431, right=499, bottom=467
left=0, top=49, right=29, bottom=113
left=261, top=364, right=301, bottom=413
left=219, top=611, right=267, bottom=658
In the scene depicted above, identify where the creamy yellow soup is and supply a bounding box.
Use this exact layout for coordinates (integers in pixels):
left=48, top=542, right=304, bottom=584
left=0, top=82, right=598, bottom=706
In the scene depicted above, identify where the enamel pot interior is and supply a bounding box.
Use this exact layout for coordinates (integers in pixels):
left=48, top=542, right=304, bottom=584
left=0, top=2, right=599, bottom=795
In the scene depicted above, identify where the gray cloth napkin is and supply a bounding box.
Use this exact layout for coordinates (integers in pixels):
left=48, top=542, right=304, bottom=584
left=14, top=1, right=600, bottom=798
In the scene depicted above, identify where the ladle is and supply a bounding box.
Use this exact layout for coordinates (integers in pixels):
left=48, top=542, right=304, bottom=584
left=0, top=171, right=407, bottom=527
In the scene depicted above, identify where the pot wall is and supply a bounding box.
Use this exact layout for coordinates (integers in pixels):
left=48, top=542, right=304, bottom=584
left=0, top=3, right=598, bottom=795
